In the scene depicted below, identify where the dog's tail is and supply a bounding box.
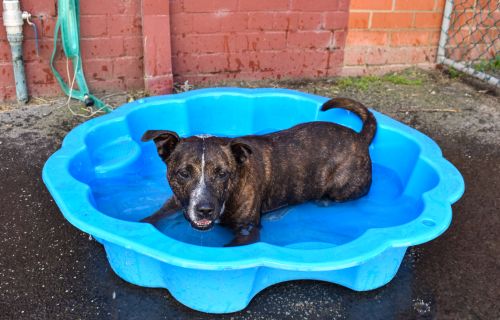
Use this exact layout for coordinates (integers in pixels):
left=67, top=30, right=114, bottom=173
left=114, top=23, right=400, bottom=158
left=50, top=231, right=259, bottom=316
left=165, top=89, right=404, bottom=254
left=320, top=98, right=377, bottom=144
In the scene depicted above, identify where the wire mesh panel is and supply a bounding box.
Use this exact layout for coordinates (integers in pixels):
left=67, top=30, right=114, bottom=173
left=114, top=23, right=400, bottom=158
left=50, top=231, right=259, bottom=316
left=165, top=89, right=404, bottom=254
left=438, top=0, right=499, bottom=86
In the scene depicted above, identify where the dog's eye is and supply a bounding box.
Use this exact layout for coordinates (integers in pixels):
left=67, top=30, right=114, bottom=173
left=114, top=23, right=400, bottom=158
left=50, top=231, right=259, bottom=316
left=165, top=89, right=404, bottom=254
left=177, top=169, right=190, bottom=179
left=217, top=170, right=228, bottom=179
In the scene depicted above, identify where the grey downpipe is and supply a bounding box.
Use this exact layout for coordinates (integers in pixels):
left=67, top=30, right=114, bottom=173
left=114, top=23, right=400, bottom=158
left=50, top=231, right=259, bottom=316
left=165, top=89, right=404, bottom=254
left=2, top=0, right=28, bottom=103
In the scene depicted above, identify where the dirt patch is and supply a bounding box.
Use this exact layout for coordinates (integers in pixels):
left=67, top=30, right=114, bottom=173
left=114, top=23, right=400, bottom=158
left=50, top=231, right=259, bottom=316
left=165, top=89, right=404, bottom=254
left=0, top=94, right=131, bottom=145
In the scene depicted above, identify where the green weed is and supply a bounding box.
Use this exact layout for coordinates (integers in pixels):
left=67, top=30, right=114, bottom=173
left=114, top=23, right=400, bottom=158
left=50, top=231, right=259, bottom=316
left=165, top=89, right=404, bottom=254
left=336, top=72, right=423, bottom=90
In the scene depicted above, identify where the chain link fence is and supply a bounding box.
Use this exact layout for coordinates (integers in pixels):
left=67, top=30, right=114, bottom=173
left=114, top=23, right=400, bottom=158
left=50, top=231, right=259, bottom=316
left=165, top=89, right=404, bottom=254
left=437, top=0, right=499, bottom=86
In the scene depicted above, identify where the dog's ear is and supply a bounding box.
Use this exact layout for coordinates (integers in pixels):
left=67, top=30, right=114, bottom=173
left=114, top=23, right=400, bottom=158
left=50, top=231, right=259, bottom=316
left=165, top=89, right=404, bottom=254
left=141, top=130, right=180, bottom=160
left=230, top=140, right=253, bottom=164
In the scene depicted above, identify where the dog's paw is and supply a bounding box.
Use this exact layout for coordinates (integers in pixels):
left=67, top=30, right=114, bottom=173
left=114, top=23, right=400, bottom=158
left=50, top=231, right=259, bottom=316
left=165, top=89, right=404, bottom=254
left=223, top=241, right=240, bottom=247
left=315, top=199, right=334, bottom=207
left=140, top=216, right=159, bottom=224
left=224, top=238, right=255, bottom=247
left=224, top=230, right=260, bottom=247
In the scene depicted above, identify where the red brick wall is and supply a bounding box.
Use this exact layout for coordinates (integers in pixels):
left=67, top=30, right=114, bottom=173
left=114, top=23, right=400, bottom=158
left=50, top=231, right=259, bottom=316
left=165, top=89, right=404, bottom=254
left=342, top=0, right=445, bottom=75
left=170, top=0, right=349, bottom=84
left=0, top=0, right=145, bottom=101
left=0, top=0, right=454, bottom=102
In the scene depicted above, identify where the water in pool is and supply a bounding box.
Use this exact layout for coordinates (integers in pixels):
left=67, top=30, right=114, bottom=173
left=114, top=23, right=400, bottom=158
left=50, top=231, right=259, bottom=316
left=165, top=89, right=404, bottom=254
left=90, top=163, right=421, bottom=248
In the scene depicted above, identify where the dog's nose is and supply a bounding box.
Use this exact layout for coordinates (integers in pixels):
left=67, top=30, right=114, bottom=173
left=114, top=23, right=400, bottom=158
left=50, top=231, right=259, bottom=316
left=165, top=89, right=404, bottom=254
left=195, top=204, right=214, bottom=217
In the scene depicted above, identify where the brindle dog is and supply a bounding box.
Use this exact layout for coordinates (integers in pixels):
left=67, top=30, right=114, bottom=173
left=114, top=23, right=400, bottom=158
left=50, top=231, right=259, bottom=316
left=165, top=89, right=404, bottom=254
left=141, top=97, right=377, bottom=246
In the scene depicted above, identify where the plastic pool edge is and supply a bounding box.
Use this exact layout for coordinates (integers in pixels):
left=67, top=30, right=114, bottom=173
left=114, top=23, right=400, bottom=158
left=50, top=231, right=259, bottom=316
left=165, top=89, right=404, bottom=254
left=42, top=88, right=465, bottom=272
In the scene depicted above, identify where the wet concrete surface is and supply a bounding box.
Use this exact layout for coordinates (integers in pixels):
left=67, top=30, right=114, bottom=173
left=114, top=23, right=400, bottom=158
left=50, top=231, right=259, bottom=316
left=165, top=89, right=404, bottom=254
left=0, top=70, right=499, bottom=319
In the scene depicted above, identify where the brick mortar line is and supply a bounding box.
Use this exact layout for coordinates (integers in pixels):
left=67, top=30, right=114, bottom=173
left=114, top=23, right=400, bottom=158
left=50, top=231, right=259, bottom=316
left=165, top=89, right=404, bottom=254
left=342, top=62, right=436, bottom=68
left=80, top=35, right=141, bottom=40
left=346, top=28, right=441, bottom=31
left=344, top=45, right=438, bottom=48
left=143, top=14, right=170, bottom=17
left=172, top=31, right=344, bottom=37
left=171, top=29, right=348, bottom=35
left=174, top=48, right=345, bottom=55
left=144, top=74, right=173, bottom=79
left=344, top=45, right=439, bottom=50
left=343, top=64, right=437, bottom=69
left=349, top=9, right=443, bottom=13
left=343, top=62, right=436, bottom=66
left=172, top=49, right=343, bottom=56
left=174, top=70, right=341, bottom=76
left=342, top=66, right=437, bottom=70
left=171, top=55, right=340, bottom=61
left=176, top=31, right=287, bottom=35
left=54, top=57, right=143, bottom=62
left=178, top=10, right=347, bottom=14
left=81, top=14, right=141, bottom=17
left=78, top=15, right=142, bottom=18
left=172, top=47, right=343, bottom=58
left=112, top=56, right=144, bottom=60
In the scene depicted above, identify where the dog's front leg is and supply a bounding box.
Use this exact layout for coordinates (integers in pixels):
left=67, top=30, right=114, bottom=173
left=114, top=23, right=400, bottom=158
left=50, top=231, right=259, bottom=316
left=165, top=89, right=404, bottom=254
left=225, top=222, right=261, bottom=247
left=140, top=196, right=182, bottom=224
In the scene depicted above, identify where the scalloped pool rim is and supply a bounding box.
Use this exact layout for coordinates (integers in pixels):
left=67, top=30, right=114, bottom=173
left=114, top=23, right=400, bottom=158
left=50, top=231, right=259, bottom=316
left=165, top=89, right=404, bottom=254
left=42, top=88, right=465, bottom=271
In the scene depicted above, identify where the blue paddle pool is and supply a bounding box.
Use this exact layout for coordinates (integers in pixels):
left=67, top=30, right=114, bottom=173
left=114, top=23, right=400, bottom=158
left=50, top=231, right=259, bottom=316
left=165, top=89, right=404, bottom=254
left=42, top=88, right=464, bottom=313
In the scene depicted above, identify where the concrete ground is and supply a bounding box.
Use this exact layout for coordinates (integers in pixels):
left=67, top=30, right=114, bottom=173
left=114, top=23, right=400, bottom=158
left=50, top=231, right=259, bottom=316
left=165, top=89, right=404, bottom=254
left=0, top=69, right=499, bottom=319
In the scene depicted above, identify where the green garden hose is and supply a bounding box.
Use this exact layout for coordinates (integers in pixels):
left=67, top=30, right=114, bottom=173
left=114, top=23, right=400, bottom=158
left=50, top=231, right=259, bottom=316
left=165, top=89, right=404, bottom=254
left=50, top=0, right=112, bottom=113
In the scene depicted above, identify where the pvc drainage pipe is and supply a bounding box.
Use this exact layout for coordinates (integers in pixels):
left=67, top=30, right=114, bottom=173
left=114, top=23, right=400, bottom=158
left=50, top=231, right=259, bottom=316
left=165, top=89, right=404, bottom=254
left=2, top=0, right=28, bottom=103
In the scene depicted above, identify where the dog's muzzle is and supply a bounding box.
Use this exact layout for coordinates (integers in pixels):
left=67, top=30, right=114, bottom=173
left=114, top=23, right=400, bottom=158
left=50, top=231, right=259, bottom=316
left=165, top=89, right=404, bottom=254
left=188, top=201, right=218, bottom=230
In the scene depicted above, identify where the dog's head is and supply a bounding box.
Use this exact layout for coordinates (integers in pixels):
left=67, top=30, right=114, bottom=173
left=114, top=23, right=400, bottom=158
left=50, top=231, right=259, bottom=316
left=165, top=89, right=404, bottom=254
left=142, top=130, right=252, bottom=230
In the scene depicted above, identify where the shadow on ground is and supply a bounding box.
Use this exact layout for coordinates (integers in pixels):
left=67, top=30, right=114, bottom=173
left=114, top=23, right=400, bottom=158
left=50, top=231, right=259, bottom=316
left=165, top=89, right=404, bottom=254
left=0, top=69, right=498, bottom=319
